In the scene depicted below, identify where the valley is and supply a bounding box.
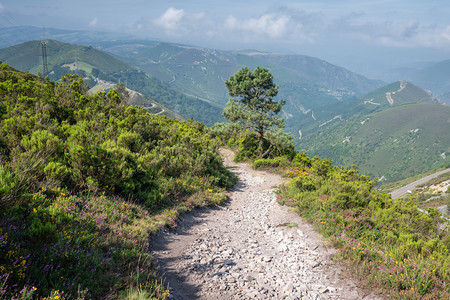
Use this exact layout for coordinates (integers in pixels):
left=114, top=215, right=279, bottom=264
left=0, top=43, right=448, bottom=299
left=0, top=0, right=449, bottom=296
left=0, top=34, right=447, bottom=183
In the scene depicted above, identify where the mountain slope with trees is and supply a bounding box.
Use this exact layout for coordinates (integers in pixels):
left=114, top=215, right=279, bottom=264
left=287, top=81, right=436, bottom=139
left=106, top=42, right=383, bottom=114
left=280, top=80, right=447, bottom=182
left=0, top=40, right=224, bottom=126
left=299, top=102, right=450, bottom=182
left=0, top=64, right=235, bottom=299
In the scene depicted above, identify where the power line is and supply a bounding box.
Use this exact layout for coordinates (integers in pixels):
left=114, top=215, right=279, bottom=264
left=75, top=49, right=79, bottom=74
left=40, top=26, right=49, bottom=78
left=0, top=13, right=35, bottom=41
left=41, top=40, right=49, bottom=77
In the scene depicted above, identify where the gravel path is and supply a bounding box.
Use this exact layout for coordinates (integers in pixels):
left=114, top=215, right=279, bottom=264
left=390, top=168, right=450, bottom=199
left=150, top=149, right=380, bottom=299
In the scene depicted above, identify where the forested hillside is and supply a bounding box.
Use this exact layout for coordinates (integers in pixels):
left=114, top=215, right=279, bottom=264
left=288, top=81, right=447, bottom=182
left=0, top=64, right=235, bottom=299
left=0, top=40, right=224, bottom=126
left=297, top=103, right=450, bottom=182
left=107, top=42, right=383, bottom=115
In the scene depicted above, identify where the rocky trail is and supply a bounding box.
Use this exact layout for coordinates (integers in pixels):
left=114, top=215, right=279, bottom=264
left=150, top=149, right=380, bottom=299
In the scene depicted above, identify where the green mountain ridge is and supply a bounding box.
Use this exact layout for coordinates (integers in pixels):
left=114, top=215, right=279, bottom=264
left=106, top=42, right=383, bottom=114
left=0, top=39, right=224, bottom=126
left=299, top=102, right=450, bottom=182
left=286, top=80, right=437, bottom=139
left=0, top=39, right=131, bottom=78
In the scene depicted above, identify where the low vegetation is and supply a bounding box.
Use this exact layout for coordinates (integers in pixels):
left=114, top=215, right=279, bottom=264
left=241, top=152, right=448, bottom=299
left=0, top=64, right=235, bottom=299
left=1, top=62, right=448, bottom=299
left=211, top=67, right=449, bottom=299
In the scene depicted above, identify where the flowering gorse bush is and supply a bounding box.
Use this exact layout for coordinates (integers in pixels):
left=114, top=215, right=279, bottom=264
left=0, top=65, right=236, bottom=299
left=276, top=155, right=449, bottom=299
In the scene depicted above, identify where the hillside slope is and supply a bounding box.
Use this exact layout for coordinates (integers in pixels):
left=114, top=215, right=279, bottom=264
left=286, top=81, right=436, bottom=140
left=0, top=40, right=224, bottom=126
left=0, top=64, right=235, bottom=299
left=299, top=103, right=450, bottom=182
left=107, top=42, right=383, bottom=115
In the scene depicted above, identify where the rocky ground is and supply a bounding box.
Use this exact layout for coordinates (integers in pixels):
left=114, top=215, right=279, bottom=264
left=150, top=149, right=381, bottom=299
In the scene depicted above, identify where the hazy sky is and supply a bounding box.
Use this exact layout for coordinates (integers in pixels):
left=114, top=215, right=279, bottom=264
left=1, top=0, right=450, bottom=76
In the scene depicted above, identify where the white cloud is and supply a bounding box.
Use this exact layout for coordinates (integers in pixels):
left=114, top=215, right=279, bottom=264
left=224, top=14, right=290, bottom=38
left=154, top=7, right=185, bottom=31
left=442, top=26, right=450, bottom=42
left=145, top=4, right=450, bottom=53
left=89, top=17, right=98, bottom=27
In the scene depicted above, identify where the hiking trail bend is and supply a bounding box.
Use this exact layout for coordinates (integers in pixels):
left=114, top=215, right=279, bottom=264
left=150, top=149, right=380, bottom=299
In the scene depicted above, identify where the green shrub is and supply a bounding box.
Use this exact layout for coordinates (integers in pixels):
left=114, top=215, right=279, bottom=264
left=292, top=152, right=312, bottom=168
left=253, top=156, right=288, bottom=169
left=290, top=175, right=316, bottom=192
left=277, top=154, right=449, bottom=299
left=0, top=164, right=17, bottom=203
left=234, top=132, right=260, bottom=161
left=311, top=157, right=333, bottom=177
left=0, top=66, right=235, bottom=299
left=28, top=219, right=57, bottom=240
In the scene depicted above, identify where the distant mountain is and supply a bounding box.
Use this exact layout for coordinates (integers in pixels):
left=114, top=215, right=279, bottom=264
left=299, top=103, right=450, bottom=182
left=290, top=82, right=447, bottom=182
left=247, top=53, right=382, bottom=94
left=409, top=60, right=450, bottom=97
left=106, top=42, right=384, bottom=117
left=0, top=26, right=385, bottom=123
left=0, top=39, right=131, bottom=79
left=381, top=59, right=450, bottom=99
left=0, top=40, right=224, bottom=126
left=286, top=80, right=436, bottom=139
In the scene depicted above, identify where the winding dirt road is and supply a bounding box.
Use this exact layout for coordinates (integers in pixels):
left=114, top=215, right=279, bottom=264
left=150, top=149, right=380, bottom=299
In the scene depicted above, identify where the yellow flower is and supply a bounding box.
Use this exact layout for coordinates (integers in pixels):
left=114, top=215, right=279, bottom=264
left=33, top=208, right=37, bottom=213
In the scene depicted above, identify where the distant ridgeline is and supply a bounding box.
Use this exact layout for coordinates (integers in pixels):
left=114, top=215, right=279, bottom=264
left=0, top=39, right=383, bottom=127
left=0, top=39, right=224, bottom=126
left=292, top=81, right=450, bottom=182
left=106, top=42, right=383, bottom=119
left=1, top=39, right=448, bottom=182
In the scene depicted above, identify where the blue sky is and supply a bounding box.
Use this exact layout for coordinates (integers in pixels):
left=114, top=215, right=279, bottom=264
left=1, top=0, right=450, bottom=76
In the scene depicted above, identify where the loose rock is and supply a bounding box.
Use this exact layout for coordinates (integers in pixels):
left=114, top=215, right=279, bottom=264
left=150, top=149, right=381, bottom=300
